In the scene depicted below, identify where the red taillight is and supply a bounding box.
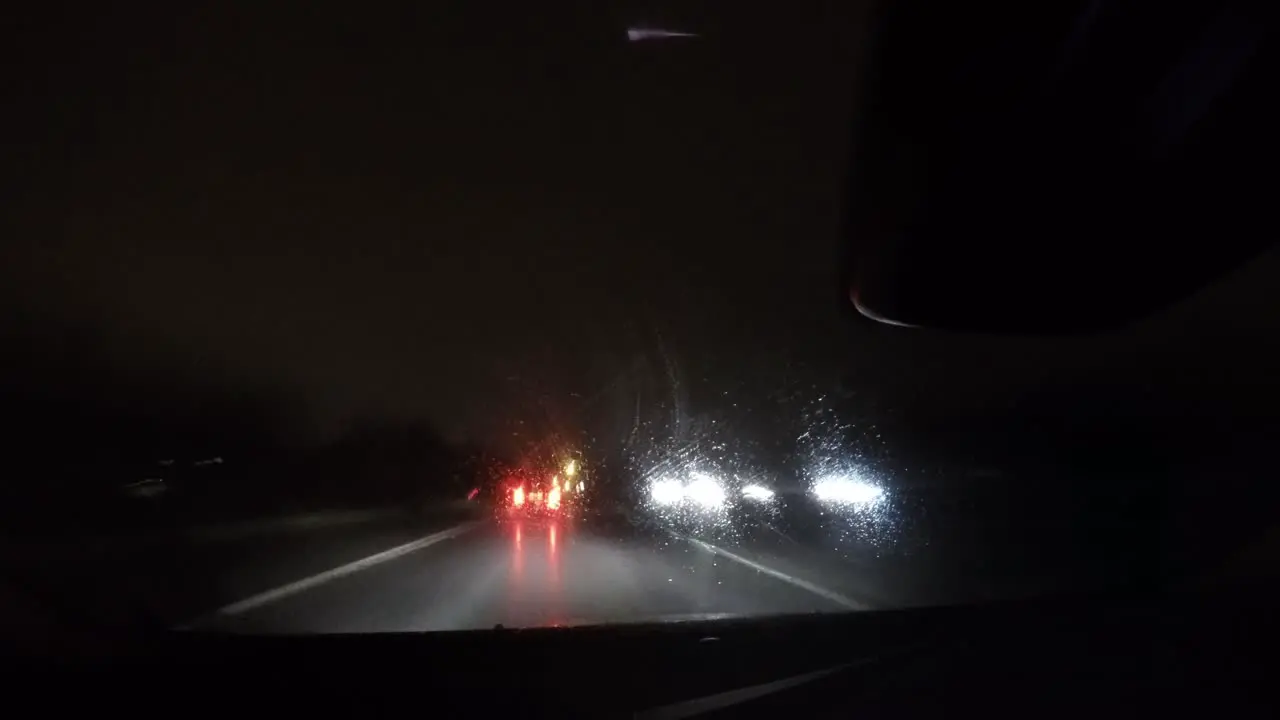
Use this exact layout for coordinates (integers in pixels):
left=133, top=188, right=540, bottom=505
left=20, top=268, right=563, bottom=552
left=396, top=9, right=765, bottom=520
left=512, top=486, right=525, bottom=507
left=547, top=485, right=561, bottom=510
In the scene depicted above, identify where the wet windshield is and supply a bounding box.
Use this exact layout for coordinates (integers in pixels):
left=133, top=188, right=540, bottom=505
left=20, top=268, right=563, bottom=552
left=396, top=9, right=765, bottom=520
left=3, top=3, right=1277, bottom=638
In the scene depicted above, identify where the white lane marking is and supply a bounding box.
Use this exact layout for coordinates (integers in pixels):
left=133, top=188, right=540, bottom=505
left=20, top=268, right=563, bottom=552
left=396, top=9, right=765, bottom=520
left=180, top=521, right=481, bottom=627
left=682, top=536, right=870, bottom=611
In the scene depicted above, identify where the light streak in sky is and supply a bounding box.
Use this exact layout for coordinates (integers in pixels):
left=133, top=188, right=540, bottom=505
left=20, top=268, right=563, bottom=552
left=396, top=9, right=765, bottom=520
left=627, top=28, right=699, bottom=42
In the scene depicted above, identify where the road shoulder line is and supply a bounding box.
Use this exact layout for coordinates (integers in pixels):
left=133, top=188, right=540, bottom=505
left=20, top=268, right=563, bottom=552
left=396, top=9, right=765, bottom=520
left=178, top=520, right=481, bottom=628
left=681, top=535, right=870, bottom=611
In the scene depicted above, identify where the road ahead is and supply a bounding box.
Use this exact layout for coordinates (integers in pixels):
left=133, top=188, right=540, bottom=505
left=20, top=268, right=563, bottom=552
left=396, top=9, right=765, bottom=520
left=3, top=488, right=1129, bottom=643
left=199, top=517, right=857, bottom=633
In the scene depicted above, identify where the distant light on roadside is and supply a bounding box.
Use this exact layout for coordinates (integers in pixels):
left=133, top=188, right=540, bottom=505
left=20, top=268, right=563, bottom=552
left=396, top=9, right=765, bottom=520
left=812, top=475, right=884, bottom=507
left=565, top=460, right=577, bottom=477
left=741, top=484, right=774, bottom=501
left=577, top=481, right=584, bottom=492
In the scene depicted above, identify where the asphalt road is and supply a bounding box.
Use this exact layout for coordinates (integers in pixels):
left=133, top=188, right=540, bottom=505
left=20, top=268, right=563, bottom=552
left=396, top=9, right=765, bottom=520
left=199, top=515, right=857, bottom=633
left=4, top=486, right=1156, bottom=648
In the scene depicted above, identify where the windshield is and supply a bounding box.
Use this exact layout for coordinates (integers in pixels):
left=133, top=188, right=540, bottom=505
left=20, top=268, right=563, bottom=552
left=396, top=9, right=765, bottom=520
left=4, top=3, right=1277, bottom=640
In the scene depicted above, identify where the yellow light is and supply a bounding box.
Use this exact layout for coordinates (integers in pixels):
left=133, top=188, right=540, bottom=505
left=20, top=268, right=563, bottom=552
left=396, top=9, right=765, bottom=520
left=565, top=460, right=577, bottom=477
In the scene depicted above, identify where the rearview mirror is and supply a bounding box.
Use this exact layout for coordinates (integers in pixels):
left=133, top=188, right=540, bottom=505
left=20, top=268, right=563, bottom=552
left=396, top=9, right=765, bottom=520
left=844, top=1, right=1277, bottom=333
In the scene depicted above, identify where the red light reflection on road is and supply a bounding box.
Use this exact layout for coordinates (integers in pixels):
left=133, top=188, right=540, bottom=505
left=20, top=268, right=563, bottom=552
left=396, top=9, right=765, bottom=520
left=548, top=523, right=561, bottom=587
left=512, top=522, right=524, bottom=586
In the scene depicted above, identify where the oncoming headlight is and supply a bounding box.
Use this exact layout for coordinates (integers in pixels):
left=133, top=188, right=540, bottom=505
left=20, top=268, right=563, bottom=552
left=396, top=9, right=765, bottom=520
left=685, top=473, right=725, bottom=509
left=649, top=478, right=684, bottom=505
left=647, top=473, right=727, bottom=510
left=812, top=475, right=885, bottom=508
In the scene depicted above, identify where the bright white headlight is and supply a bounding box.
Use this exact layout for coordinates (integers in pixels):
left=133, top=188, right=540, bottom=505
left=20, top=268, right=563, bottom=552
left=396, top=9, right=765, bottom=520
left=649, top=478, right=684, bottom=505
left=812, top=475, right=884, bottom=507
left=685, top=473, right=726, bottom=508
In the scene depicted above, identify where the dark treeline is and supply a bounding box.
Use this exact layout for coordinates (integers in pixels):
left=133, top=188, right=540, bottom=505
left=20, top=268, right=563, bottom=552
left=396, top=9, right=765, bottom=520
left=0, top=312, right=478, bottom=533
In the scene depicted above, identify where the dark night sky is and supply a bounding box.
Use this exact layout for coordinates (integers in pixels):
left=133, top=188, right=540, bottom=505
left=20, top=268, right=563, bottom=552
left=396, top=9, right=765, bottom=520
left=3, top=3, right=873, bottom=442
left=6, top=2, right=1280, bottom=457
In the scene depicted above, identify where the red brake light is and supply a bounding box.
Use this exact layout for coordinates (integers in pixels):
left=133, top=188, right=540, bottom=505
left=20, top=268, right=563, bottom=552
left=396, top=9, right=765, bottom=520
left=547, top=485, right=561, bottom=510
left=512, top=486, right=525, bottom=507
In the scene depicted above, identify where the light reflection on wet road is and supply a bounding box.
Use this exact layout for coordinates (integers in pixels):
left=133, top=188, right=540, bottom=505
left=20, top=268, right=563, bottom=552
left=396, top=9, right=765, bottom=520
left=207, top=518, right=847, bottom=633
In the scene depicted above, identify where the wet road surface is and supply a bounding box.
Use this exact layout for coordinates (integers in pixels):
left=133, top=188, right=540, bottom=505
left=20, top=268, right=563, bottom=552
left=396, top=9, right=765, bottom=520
left=202, top=517, right=852, bottom=633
